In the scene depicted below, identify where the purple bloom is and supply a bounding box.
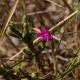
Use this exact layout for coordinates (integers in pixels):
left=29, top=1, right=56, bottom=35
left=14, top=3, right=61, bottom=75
left=37, top=28, right=53, bottom=42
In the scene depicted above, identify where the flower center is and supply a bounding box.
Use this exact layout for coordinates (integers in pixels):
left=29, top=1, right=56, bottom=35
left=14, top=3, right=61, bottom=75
left=43, top=33, right=46, bottom=36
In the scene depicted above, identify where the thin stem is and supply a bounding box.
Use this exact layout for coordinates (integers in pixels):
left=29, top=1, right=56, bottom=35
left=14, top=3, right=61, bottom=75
left=26, top=42, right=46, bottom=75
left=0, top=66, right=11, bottom=80
left=54, top=21, right=68, bottom=54
left=0, top=66, right=20, bottom=80
left=56, top=61, right=80, bottom=80
left=51, top=39, right=57, bottom=79
left=75, top=1, right=79, bottom=79
left=6, top=59, right=25, bottom=71
left=62, top=0, right=74, bottom=12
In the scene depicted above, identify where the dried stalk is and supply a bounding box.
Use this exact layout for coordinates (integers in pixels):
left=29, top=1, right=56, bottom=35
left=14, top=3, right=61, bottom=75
left=3, top=0, right=23, bottom=30
left=20, top=0, right=27, bottom=15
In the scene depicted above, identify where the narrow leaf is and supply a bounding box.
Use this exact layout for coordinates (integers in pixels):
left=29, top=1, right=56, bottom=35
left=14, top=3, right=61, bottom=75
left=57, top=61, right=80, bottom=80
left=16, top=66, right=27, bottom=77
left=65, top=47, right=80, bottom=71
left=0, top=0, right=19, bottom=39
left=6, top=59, right=24, bottom=71
left=49, top=10, right=78, bottom=34
left=57, top=47, right=80, bottom=80
left=62, top=0, right=74, bottom=12
left=78, top=0, right=80, bottom=10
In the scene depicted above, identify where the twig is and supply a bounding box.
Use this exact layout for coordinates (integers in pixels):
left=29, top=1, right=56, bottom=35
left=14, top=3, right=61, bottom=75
left=51, top=39, right=57, bottom=79
left=46, top=0, right=66, bottom=9
left=3, top=0, right=23, bottom=30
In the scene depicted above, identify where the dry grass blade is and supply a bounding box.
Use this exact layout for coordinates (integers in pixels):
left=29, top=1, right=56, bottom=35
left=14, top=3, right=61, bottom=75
left=46, top=0, right=65, bottom=9
left=0, top=0, right=19, bottom=40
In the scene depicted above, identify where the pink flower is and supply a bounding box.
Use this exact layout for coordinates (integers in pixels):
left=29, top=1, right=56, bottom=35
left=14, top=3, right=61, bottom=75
left=37, top=28, right=53, bottom=42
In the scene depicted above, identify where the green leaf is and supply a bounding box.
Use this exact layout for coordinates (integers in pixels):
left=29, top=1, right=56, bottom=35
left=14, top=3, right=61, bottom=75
left=7, top=31, right=20, bottom=39
left=6, top=59, right=24, bottom=71
left=62, top=0, right=74, bottom=12
left=10, top=21, right=20, bottom=32
left=57, top=61, right=80, bottom=80
left=23, top=23, right=29, bottom=34
left=78, top=0, right=80, bottom=10
left=56, top=47, right=80, bottom=80
left=0, top=66, right=11, bottom=80
left=22, top=48, right=29, bottom=55
left=23, top=15, right=27, bottom=23
left=22, top=55, right=29, bottom=60
left=60, top=47, right=80, bottom=80
left=23, top=15, right=29, bottom=34
left=31, top=73, right=37, bottom=79
left=0, top=0, right=19, bottom=39
left=22, top=48, right=32, bottom=56
left=65, top=47, right=80, bottom=71
left=16, top=66, right=27, bottom=77
left=9, top=24, right=22, bottom=37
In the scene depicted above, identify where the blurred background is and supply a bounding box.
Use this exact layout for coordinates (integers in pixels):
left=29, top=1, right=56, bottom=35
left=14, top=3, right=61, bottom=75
left=0, top=0, right=80, bottom=80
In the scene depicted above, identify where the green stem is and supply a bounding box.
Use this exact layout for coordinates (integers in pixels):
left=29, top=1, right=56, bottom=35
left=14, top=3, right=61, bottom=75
left=0, top=66, right=11, bottom=80
left=56, top=61, right=80, bottom=80
left=62, top=0, right=74, bottom=12
left=0, top=66, right=20, bottom=80
left=26, top=42, right=46, bottom=75
left=51, top=39, right=57, bottom=80
left=6, top=59, right=25, bottom=71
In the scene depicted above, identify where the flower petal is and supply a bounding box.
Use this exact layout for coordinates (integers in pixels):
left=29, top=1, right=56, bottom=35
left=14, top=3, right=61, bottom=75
left=37, top=33, right=43, bottom=37
left=43, top=36, right=47, bottom=42
left=47, top=35, right=53, bottom=39
left=45, top=30, right=49, bottom=34
left=39, top=28, right=45, bottom=33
